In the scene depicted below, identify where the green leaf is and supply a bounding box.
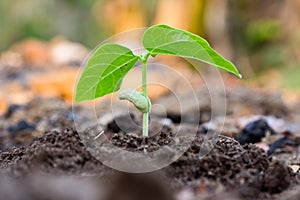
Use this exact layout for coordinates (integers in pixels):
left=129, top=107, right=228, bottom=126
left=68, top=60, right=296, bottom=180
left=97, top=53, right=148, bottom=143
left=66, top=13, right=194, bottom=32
left=75, top=44, right=139, bottom=102
left=142, top=24, right=241, bottom=77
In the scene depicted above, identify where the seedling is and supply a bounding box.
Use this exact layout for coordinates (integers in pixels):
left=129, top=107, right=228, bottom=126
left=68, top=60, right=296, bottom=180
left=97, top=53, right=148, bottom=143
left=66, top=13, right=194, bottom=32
left=75, top=24, right=241, bottom=137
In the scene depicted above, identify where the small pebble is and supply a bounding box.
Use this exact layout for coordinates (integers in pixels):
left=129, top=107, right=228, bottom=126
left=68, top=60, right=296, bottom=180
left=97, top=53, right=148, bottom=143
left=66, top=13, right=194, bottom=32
left=290, top=165, right=300, bottom=173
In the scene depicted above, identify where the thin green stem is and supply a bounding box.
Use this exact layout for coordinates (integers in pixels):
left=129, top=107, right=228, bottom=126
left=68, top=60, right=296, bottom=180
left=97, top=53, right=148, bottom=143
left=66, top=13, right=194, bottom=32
left=142, top=60, right=147, bottom=97
left=141, top=52, right=150, bottom=137
left=142, top=113, right=148, bottom=137
left=142, top=59, right=148, bottom=137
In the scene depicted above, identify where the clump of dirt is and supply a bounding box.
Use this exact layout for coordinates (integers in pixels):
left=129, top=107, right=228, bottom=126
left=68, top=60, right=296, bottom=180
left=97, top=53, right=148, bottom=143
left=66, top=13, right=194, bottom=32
left=111, top=130, right=173, bottom=152
left=0, top=98, right=74, bottom=151
left=0, top=128, right=298, bottom=199
left=166, top=136, right=299, bottom=199
left=0, top=128, right=106, bottom=176
left=168, top=136, right=268, bottom=185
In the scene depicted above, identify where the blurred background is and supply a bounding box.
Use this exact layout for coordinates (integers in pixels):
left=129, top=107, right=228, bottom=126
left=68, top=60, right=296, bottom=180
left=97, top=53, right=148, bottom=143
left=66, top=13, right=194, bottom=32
left=1, top=0, right=300, bottom=112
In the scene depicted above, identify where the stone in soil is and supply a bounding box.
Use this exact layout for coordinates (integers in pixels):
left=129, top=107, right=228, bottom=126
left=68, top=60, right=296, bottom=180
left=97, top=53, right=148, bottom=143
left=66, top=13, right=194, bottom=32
left=236, top=118, right=275, bottom=145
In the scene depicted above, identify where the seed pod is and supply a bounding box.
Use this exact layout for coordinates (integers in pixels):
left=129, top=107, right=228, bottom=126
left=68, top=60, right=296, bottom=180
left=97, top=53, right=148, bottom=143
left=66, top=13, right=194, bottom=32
left=119, top=89, right=151, bottom=113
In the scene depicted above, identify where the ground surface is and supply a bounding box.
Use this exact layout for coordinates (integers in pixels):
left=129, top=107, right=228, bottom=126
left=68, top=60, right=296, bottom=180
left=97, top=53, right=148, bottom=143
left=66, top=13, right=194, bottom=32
left=0, top=92, right=299, bottom=200
left=0, top=39, right=300, bottom=200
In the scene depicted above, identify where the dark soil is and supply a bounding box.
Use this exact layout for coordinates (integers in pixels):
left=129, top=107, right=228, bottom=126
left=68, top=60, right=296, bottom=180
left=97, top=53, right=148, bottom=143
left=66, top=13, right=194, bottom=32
left=0, top=127, right=298, bottom=200
left=110, top=131, right=173, bottom=152
left=0, top=89, right=299, bottom=200
left=0, top=98, right=75, bottom=151
left=167, top=136, right=299, bottom=199
left=0, top=128, right=106, bottom=176
left=1, top=38, right=299, bottom=199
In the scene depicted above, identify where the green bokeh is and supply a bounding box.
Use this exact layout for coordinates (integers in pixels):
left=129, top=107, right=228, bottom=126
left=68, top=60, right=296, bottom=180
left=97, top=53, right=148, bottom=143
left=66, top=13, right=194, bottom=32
left=0, top=0, right=106, bottom=50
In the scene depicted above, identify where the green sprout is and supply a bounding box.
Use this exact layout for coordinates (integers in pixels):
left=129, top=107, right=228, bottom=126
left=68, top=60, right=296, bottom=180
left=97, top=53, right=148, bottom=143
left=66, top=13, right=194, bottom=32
left=75, top=24, right=241, bottom=137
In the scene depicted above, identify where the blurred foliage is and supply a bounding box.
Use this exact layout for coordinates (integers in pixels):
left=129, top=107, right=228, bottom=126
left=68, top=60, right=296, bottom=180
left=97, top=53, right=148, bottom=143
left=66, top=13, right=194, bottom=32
left=281, top=67, right=300, bottom=90
left=228, top=0, right=300, bottom=78
left=245, top=19, right=281, bottom=51
left=0, top=0, right=105, bottom=50
left=249, top=44, right=289, bottom=72
left=0, top=0, right=208, bottom=51
left=0, top=0, right=300, bottom=89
